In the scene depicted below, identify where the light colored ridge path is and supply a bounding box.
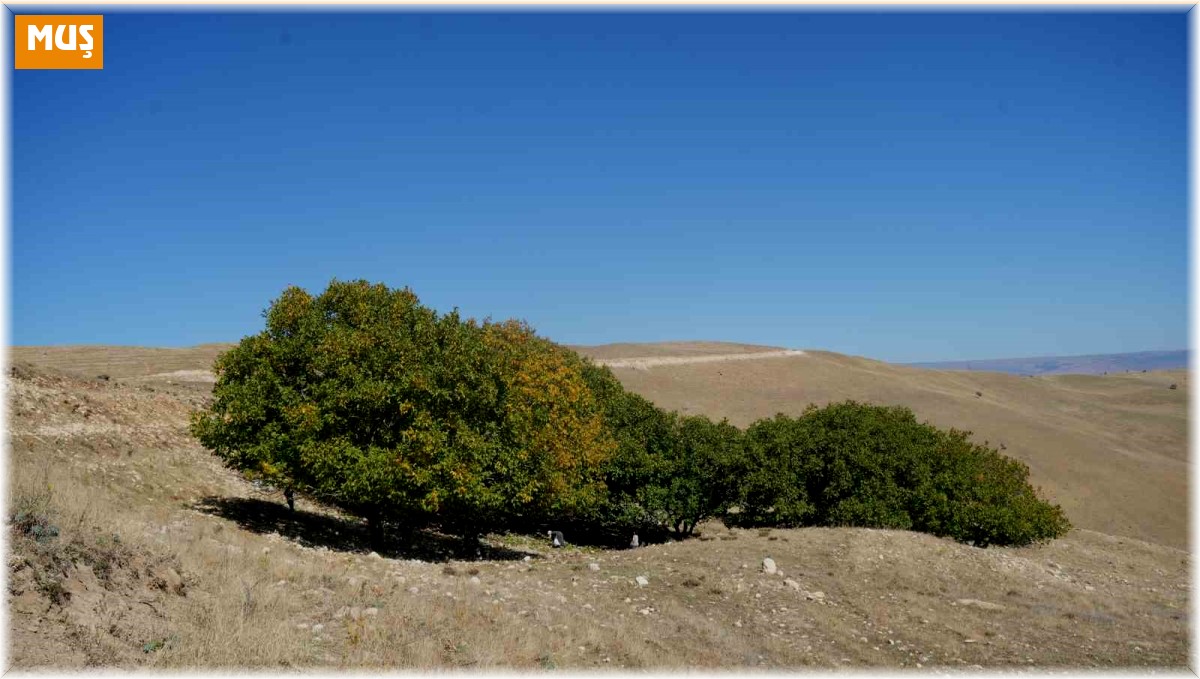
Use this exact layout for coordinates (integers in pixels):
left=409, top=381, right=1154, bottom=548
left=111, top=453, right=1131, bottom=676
left=132, top=369, right=217, bottom=383
left=596, top=349, right=807, bottom=369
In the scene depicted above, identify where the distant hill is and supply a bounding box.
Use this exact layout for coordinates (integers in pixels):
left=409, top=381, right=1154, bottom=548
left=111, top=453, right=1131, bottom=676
left=908, top=350, right=1188, bottom=376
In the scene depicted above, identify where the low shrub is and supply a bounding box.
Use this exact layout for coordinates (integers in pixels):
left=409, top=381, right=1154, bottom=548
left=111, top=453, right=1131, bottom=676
left=728, top=401, right=1070, bottom=546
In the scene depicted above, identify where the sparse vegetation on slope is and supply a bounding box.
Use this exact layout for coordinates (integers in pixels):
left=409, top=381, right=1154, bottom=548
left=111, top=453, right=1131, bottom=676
left=6, top=354, right=1188, bottom=669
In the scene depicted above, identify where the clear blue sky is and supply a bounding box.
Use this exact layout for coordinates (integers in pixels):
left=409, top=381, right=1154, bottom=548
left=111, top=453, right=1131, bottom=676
left=12, top=10, right=1188, bottom=363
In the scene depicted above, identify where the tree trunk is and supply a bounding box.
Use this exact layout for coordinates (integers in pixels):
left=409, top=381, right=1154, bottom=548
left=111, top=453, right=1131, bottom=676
left=460, top=530, right=482, bottom=558
left=366, top=511, right=385, bottom=552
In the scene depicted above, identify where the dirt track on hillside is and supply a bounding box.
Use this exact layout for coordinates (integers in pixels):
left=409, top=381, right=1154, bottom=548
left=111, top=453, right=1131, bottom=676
left=595, top=349, right=807, bottom=369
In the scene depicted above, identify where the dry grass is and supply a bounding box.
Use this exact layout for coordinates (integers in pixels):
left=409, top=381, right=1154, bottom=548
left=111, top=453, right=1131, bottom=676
left=5, top=349, right=1190, bottom=669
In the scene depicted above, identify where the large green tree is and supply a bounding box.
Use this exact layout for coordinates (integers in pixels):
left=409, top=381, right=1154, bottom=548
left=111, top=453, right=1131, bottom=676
left=190, top=280, right=615, bottom=545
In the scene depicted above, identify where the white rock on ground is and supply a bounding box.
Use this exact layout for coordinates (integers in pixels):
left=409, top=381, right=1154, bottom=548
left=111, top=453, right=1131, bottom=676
left=762, top=558, right=777, bottom=575
left=635, top=576, right=649, bottom=587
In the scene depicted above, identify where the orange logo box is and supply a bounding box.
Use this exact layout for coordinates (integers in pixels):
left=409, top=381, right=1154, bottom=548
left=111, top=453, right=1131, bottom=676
left=15, top=15, right=103, bottom=69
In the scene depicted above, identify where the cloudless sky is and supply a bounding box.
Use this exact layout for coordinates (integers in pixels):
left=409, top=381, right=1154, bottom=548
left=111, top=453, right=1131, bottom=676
left=11, top=10, right=1188, bottom=363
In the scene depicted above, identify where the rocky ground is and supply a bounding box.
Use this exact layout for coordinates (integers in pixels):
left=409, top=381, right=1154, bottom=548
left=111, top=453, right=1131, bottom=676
left=5, top=361, right=1191, bottom=669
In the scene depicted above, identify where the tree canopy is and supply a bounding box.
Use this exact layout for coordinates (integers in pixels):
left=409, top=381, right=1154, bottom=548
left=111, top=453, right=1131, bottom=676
left=732, top=401, right=1071, bottom=546
left=190, top=280, right=615, bottom=540
left=193, top=281, right=1071, bottom=550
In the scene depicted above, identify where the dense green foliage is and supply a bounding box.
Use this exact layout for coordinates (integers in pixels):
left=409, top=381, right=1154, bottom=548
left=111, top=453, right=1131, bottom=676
left=190, top=281, right=614, bottom=540
left=576, top=364, right=743, bottom=540
left=193, top=281, right=1070, bottom=550
left=731, top=401, right=1071, bottom=546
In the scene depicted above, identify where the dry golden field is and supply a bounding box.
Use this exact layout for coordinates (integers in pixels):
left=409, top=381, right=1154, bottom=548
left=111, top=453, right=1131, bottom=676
left=5, top=342, right=1190, bottom=669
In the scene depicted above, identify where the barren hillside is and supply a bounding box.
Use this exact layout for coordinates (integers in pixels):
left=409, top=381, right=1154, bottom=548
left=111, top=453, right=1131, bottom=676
left=5, top=343, right=1189, bottom=669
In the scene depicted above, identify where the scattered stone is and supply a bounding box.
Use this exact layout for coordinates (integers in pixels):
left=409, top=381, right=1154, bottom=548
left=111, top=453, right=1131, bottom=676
left=469, top=576, right=481, bottom=585
left=523, top=556, right=532, bottom=562
left=762, top=558, right=777, bottom=575
left=312, top=624, right=325, bottom=633
left=635, top=576, right=649, bottom=587
left=588, top=563, right=601, bottom=572
left=364, top=607, right=379, bottom=616
left=956, top=598, right=1005, bottom=611
left=805, top=591, right=825, bottom=601
left=784, top=578, right=801, bottom=591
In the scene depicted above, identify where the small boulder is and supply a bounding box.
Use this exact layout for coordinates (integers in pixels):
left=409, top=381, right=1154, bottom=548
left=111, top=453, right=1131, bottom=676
left=588, top=563, right=601, bottom=572
left=784, top=578, right=801, bottom=591
left=761, top=558, right=777, bottom=575
left=635, top=576, right=649, bottom=587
